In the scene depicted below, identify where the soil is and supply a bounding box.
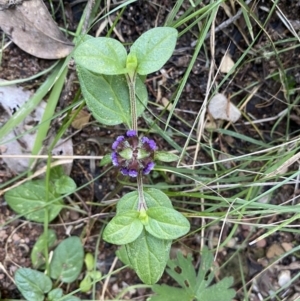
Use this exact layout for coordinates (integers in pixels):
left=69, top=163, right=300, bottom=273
left=1, top=0, right=300, bottom=300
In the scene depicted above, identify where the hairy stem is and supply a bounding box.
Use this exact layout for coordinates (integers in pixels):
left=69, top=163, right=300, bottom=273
left=137, top=172, right=147, bottom=211
left=126, top=73, right=138, bottom=131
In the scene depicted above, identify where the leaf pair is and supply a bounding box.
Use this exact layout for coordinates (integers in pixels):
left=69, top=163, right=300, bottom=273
left=103, top=206, right=189, bottom=245
left=103, top=188, right=190, bottom=285
left=73, top=27, right=178, bottom=126
left=74, top=27, right=178, bottom=76
left=103, top=189, right=190, bottom=244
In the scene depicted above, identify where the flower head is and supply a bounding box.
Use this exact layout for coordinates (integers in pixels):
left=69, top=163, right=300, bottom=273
left=111, top=130, right=156, bottom=177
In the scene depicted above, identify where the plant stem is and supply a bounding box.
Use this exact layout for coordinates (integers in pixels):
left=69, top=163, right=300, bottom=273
left=126, top=72, right=144, bottom=210
left=137, top=172, right=147, bottom=211
left=126, top=73, right=138, bottom=131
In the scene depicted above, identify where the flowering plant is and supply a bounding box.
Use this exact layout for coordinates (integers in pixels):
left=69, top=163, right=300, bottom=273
left=74, top=27, right=190, bottom=284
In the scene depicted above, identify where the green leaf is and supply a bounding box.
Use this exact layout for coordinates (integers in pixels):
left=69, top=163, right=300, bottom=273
left=77, top=67, right=147, bottom=126
left=126, top=230, right=171, bottom=284
left=5, top=180, right=63, bottom=222
left=31, top=229, right=57, bottom=269
left=50, top=236, right=84, bottom=283
left=89, top=270, right=102, bottom=281
left=129, top=27, right=178, bottom=75
left=116, top=245, right=131, bottom=267
left=55, top=176, right=77, bottom=195
left=84, top=253, right=95, bottom=271
left=99, top=153, right=112, bottom=166
left=154, top=151, right=179, bottom=162
left=145, top=207, right=190, bottom=240
left=196, top=277, right=235, bottom=301
left=117, top=188, right=172, bottom=214
left=74, top=37, right=128, bottom=75
left=50, top=166, right=65, bottom=182
left=151, top=285, right=193, bottom=301
left=15, top=268, right=52, bottom=301
left=166, top=253, right=197, bottom=293
left=152, top=248, right=236, bottom=301
left=103, top=211, right=143, bottom=245
left=48, top=288, right=63, bottom=300
left=79, top=274, right=92, bottom=293
left=194, top=248, right=235, bottom=300
left=61, top=296, right=81, bottom=301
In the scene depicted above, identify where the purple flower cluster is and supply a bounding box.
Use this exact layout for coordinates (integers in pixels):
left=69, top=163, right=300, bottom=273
left=111, top=130, right=156, bottom=177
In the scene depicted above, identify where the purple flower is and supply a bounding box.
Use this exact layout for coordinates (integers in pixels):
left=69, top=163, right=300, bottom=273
left=111, top=130, right=156, bottom=177
left=111, top=152, right=119, bottom=166
left=147, top=139, right=157, bottom=151
left=141, top=136, right=157, bottom=151
left=120, top=168, right=129, bottom=175
left=128, top=169, right=138, bottom=177
left=143, top=162, right=155, bottom=175
left=126, top=130, right=137, bottom=137
left=112, top=136, right=124, bottom=150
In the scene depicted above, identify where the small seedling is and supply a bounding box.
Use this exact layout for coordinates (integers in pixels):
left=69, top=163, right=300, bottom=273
left=15, top=236, right=84, bottom=301
left=79, top=253, right=102, bottom=293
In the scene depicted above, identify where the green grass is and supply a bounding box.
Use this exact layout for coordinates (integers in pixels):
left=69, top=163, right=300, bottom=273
left=1, top=0, right=300, bottom=300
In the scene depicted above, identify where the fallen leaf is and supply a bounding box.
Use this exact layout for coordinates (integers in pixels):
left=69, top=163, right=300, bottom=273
left=0, top=80, right=73, bottom=174
left=71, top=110, right=91, bottom=130
left=266, top=243, right=285, bottom=259
left=208, top=93, right=241, bottom=123
left=220, top=53, right=235, bottom=73
left=0, top=0, right=73, bottom=59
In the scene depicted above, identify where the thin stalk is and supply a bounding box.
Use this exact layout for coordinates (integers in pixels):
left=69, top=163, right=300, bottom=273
left=125, top=73, right=138, bottom=131
left=137, top=172, right=147, bottom=211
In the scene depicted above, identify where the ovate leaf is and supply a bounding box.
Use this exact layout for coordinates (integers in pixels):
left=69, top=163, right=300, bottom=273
left=126, top=230, right=171, bottom=284
left=99, top=153, right=112, bottom=166
left=5, top=180, right=63, bottom=222
left=145, top=207, right=190, bottom=240
left=116, top=245, right=131, bottom=267
left=129, top=27, right=178, bottom=75
left=103, top=211, right=143, bottom=245
left=31, top=229, right=57, bottom=269
left=47, top=288, right=63, bottom=300
left=154, top=151, right=179, bottom=162
left=15, top=268, right=52, bottom=301
left=55, top=176, right=77, bottom=195
left=117, top=188, right=172, bottom=214
left=77, top=67, right=147, bottom=126
left=74, top=37, right=127, bottom=75
left=79, top=274, right=92, bottom=293
left=50, top=236, right=84, bottom=283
